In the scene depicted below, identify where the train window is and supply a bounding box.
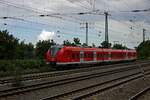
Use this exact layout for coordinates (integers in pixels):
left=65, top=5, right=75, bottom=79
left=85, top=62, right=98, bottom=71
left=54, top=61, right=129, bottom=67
left=84, top=53, right=86, bottom=58
left=109, top=53, right=111, bottom=58
left=104, top=53, right=107, bottom=58
left=72, top=53, right=75, bottom=59
left=98, top=53, right=103, bottom=58
left=76, top=52, right=79, bottom=59
left=101, top=54, right=103, bottom=58
left=100, top=54, right=102, bottom=58
left=123, top=53, right=125, bottom=57
left=76, top=53, right=79, bottom=59
left=111, top=53, right=114, bottom=58
left=87, top=53, right=90, bottom=58
left=105, top=53, right=110, bottom=58
left=67, top=52, right=69, bottom=59
left=117, top=53, right=120, bottom=58
left=85, top=53, right=88, bottom=58
left=91, top=53, right=93, bottom=58
left=97, top=53, right=99, bottom=58
left=74, top=52, right=76, bottom=59
left=86, top=53, right=88, bottom=58
left=78, top=53, right=80, bottom=58
left=80, top=53, right=83, bottom=58
left=51, top=46, right=61, bottom=57
left=88, top=53, right=90, bottom=58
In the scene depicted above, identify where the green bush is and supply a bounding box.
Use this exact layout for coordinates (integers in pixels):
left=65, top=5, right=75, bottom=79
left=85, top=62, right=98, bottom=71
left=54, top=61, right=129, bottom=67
left=137, top=40, right=150, bottom=59
left=0, top=59, right=53, bottom=77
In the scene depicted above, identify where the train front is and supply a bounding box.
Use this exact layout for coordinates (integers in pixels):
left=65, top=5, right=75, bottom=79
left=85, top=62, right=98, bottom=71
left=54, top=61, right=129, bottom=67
left=45, top=45, right=62, bottom=65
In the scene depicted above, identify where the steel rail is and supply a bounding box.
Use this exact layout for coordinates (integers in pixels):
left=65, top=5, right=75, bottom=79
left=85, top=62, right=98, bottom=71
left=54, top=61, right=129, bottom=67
left=0, top=64, right=142, bottom=96
left=0, top=60, right=148, bottom=85
left=129, top=85, right=150, bottom=100
left=0, top=62, right=149, bottom=99
left=42, top=68, right=150, bottom=100
left=0, top=62, right=148, bottom=97
left=72, top=71, right=150, bottom=100
left=0, top=61, right=149, bottom=100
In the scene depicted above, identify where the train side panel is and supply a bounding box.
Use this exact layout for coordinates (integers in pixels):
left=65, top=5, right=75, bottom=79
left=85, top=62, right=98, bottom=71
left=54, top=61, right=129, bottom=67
left=46, top=46, right=137, bottom=65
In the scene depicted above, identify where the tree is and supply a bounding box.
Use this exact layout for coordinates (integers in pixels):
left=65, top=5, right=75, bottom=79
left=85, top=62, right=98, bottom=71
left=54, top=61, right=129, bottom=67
left=63, top=40, right=72, bottom=46
left=35, top=39, right=56, bottom=59
left=92, top=43, right=96, bottom=47
left=101, top=41, right=111, bottom=48
left=63, top=38, right=81, bottom=46
left=73, top=38, right=81, bottom=46
left=0, top=30, right=19, bottom=59
left=16, top=41, right=34, bottom=59
left=0, top=30, right=35, bottom=59
left=82, top=43, right=87, bottom=47
left=136, top=40, right=150, bottom=59
left=112, top=44, right=128, bottom=49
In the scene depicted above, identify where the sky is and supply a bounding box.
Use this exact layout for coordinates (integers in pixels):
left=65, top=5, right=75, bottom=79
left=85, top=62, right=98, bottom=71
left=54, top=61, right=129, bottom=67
left=0, top=0, right=150, bottom=48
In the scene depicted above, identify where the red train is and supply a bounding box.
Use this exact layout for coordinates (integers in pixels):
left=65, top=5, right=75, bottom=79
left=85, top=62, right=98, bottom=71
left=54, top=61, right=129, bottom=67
left=45, top=45, right=137, bottom=65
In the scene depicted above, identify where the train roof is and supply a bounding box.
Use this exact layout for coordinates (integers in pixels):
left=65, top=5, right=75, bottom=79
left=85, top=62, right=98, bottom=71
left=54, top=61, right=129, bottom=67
left=62, top=46, right=136, bottom=52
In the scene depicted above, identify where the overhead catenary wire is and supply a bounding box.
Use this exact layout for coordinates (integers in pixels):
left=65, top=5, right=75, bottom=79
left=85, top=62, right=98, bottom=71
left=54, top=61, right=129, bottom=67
left=0, top=0, right=150, bottom=47
left=0, top=21, right=101, bottom=39
left=0, top=0, right=86, bottom=24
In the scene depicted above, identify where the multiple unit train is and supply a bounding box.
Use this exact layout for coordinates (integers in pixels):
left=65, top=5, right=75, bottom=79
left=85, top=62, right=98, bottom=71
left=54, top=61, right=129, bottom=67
left=45, top=45, right=137, bottom=65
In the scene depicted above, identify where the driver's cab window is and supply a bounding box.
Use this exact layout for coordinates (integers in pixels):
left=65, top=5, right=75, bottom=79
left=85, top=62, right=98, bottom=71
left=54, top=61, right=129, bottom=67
left=51, top=46, right=61, bottom=57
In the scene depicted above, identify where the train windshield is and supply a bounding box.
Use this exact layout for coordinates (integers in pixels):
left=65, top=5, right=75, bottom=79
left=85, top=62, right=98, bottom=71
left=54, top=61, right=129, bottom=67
left=51, top=46, right=61, bottom=57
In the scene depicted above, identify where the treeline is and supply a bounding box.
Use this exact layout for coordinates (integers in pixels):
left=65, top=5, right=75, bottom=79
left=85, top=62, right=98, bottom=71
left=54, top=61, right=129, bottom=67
left=136, top=40, right=150, bottom=59
left=0, top=30, right=56, bottom=59
left=0, top=30, right=131, bottom=60
left=0, top=30, right=34, bottom=59
left=1, top=30, right=150, bottom=60
left=0, top=30, right=56, bottom=75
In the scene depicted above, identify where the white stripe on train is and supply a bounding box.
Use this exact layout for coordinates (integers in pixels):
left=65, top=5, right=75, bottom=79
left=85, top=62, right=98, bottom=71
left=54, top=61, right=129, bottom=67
left=57, top=58, right=136, bottom=65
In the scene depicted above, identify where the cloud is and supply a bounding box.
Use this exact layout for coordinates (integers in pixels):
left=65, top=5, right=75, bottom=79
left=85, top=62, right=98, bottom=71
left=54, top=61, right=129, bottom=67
left=37, top=30, right=55, bottom=41
left=1, top=0, right=150, bottom=48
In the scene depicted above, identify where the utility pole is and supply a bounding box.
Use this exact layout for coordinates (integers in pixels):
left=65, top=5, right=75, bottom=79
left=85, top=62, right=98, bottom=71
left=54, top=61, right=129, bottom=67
left=143, top=28, right=146, bottom=42
left=86, top=22, right=88, bottom=46
left=80, top=22, right=91, bottom=46
left=104, top=12, right=110, bottom=48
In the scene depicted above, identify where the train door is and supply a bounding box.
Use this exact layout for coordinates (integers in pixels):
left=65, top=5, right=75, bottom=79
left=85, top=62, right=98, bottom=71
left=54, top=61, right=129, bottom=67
left=93, top=51, right=96, bottom=62
left=80, top=51, right=84, bottom=63
left=125, top=50, right=128, bottom=60
left=108, top=50, right=111, bottom=60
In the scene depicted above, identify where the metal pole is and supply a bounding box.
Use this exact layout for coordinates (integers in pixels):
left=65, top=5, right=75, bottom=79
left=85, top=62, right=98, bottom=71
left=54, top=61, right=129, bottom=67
left=143, top=28, right=146, bottom=42
left=104, top=12, right=109, bottom=46
left=86, top=22, right=88, bottom=46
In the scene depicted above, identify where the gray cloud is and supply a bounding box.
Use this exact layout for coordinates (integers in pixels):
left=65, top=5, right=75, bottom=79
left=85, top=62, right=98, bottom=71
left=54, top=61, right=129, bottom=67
left=0, top=0, right=150, bottom=48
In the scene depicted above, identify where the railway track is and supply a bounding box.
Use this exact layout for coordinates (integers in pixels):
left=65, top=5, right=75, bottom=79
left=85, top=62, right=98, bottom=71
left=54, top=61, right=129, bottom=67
left=129, top=85, right=150, bottom=100
left=0, top=60, right=148, bottom=85
left=0, top=61, right=150, bottom=100
left=42, top=64, right=150, bottom=100
left=0, top=61, right=148, bottom=91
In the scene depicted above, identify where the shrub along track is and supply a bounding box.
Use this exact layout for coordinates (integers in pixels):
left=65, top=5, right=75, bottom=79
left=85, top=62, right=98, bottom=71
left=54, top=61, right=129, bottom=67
left=0, top=60, right=149, bottom=100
